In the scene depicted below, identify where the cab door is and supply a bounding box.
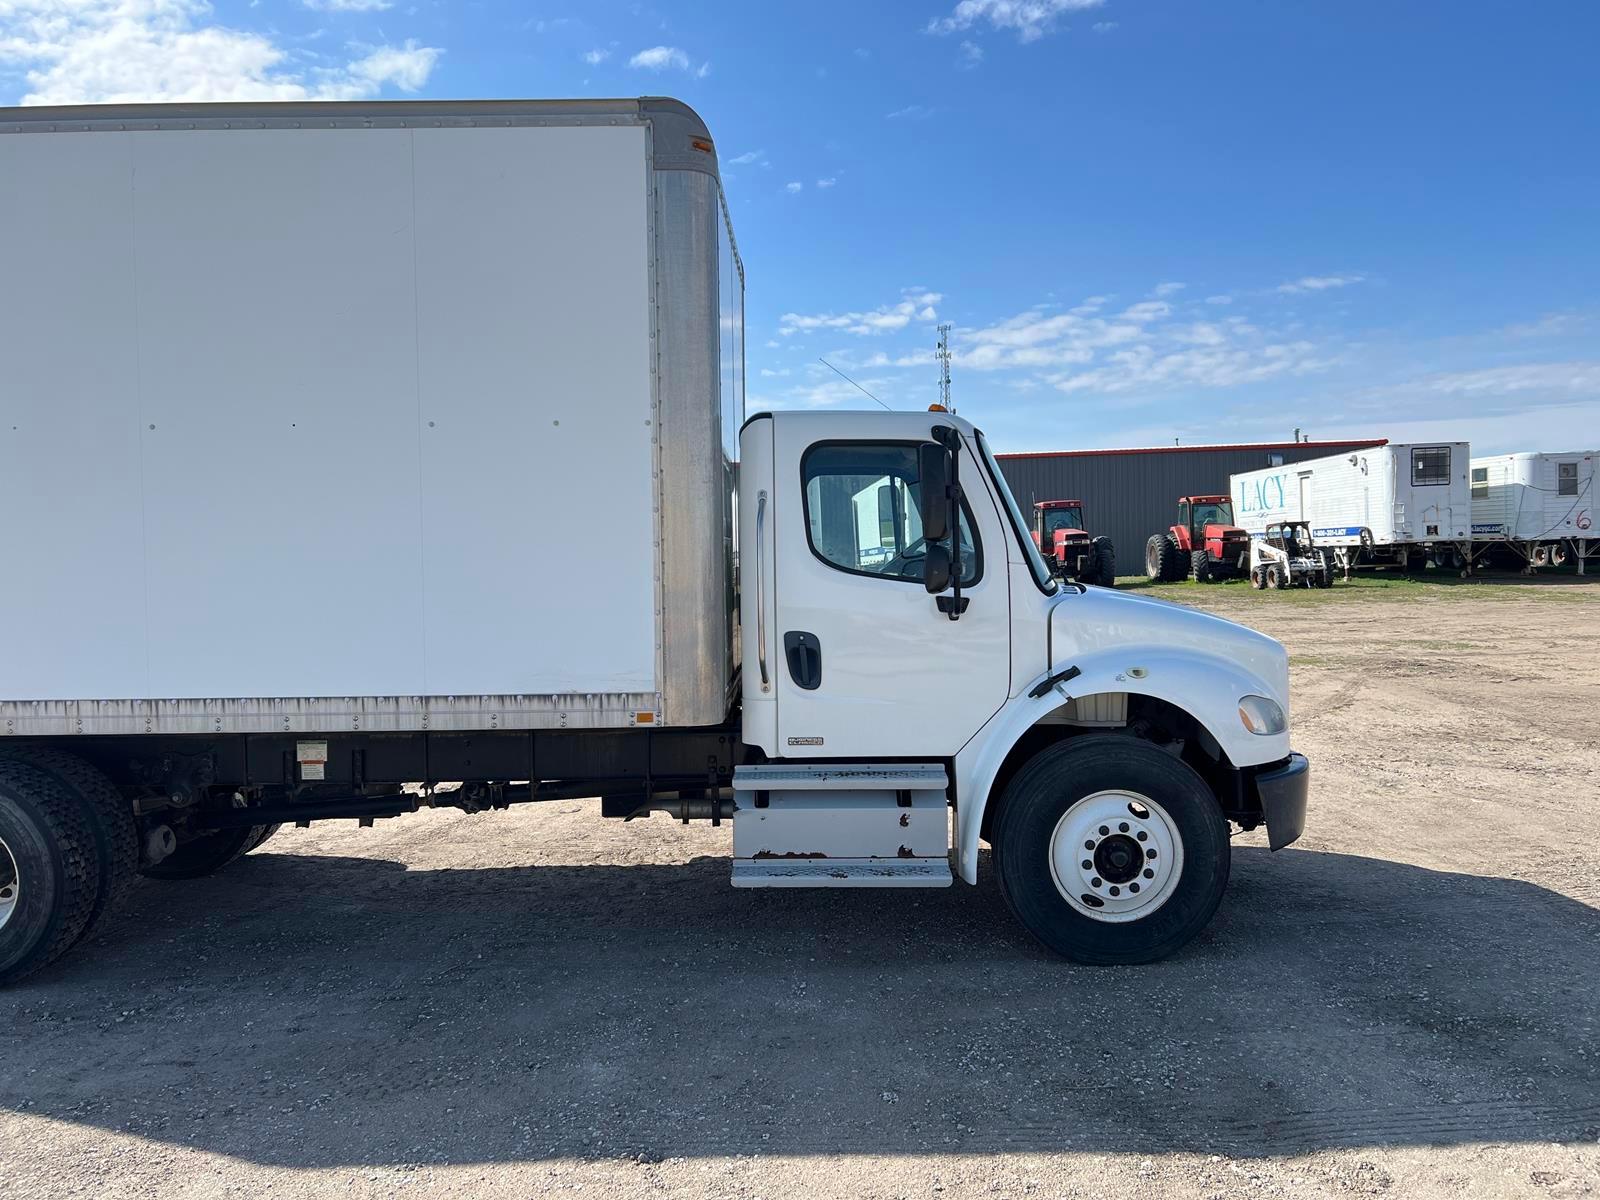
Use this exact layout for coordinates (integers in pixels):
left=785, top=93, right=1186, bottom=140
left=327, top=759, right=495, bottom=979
left=769, top=416, right=1011, bottom=758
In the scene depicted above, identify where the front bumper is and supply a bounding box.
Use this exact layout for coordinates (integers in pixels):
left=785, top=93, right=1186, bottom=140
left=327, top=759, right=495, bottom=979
left=1248, top=753, right=1309, bottom=850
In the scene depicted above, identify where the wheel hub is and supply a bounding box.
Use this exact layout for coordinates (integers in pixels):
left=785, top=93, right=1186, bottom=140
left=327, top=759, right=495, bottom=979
left=1049, top=790, right=1185, bottom=923
left=1093, top=834, right=1144, bottom=884
left=0, top=836, right=18, bottom=934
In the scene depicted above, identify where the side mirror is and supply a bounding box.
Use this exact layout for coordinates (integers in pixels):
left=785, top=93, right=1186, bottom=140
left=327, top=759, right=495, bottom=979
left=923, top=542, right=952, bottom=594
left=917, top=443, right=950, bottom=542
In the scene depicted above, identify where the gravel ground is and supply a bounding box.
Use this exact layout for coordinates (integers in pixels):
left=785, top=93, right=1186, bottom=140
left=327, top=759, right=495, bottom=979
left=2, top=577, right=1598, bottom=1199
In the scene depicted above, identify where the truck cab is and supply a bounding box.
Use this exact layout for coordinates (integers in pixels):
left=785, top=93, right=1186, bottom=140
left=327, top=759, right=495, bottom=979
left=738, top=409, right=1308, bottom=962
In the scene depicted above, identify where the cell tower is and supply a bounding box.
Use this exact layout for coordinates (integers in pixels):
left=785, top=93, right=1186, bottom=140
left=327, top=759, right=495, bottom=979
left=936, top=323, right=954, bottom=414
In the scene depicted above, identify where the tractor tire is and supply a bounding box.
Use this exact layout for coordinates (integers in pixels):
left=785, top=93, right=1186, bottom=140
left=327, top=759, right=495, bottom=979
left=141, top=825, right=269, bottom=881
left=1250, top=567, right=1266, bottom=590
left=0, top=748, right=138, bottom=949
left=1265, top=565, right=1283, bottom=589
left=1145, top=534, right=1178, bottom=583
left=1088, top=537, right=1116, bottom=587
left=0, top=759, right=101, bottom=986
left=1189, top=550, right=1214, bottom=583
left=992, top=735, right=1231, bottom=965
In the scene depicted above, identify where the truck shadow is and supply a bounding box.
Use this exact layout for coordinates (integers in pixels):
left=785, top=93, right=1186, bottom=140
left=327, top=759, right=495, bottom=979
left=4, top=845, right=1597, bottom=1165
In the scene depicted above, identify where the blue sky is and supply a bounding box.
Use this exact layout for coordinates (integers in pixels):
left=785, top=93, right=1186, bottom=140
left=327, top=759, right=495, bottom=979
left=2, top=0, right=1595, bottom=454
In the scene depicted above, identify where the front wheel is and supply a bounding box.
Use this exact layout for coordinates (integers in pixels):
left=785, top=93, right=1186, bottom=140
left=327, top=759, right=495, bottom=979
left=993, top=736, right=1231, bottom=965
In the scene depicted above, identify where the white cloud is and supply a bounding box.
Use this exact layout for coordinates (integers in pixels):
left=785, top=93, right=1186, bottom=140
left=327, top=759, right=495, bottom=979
left=1417, top=362, right=1600, bottom=399
left=628, top=45, right=689, bottom=71
left=1277, top=274, right=1365, bottom=295
left=816, top=176, right=836, bottom=189
left=728, top=148, right=766, bottom=166
left=780, top=289, right=943, bottom=337
left=957, top=39, right=983, bottom=67
left=582, top=48, right=609, bottom=65
left=1091, top=20, right=1117, bottom=32
left=1205, top=294, right=1234, bottom=305
left=886, top=103, right=935, bottom=120
left=1152, top=281, right=1185, bottom=297
left=928, top=0, right=1104, bottom=43
left=695, top=60, right=711, bottom=78
left=784, top=181, right=803, bottom=194
left=302, top=0, right=389, bottom=11
left=0, top=1, right=441, bottom=105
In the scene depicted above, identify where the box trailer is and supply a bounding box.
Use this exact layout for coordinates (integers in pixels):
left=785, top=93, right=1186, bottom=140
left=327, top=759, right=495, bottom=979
left=1469, top=452, right=1596, bottom=574
left=0, top=97, right=1308, bottom=982
left=1231, top=443, right=1472, bottom=575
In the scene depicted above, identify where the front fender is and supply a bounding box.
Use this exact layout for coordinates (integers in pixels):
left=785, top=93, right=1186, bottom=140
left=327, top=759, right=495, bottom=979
left=951, top=647, right=1291, bottom=885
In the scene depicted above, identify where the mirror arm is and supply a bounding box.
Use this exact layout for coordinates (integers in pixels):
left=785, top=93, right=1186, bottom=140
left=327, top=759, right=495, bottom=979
left=933, top=425, right=964, bottom=622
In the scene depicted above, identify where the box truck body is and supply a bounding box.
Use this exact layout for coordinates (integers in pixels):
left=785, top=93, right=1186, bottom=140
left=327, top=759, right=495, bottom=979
left=1469, top=452, right=1595, bottom=571
left=0, top=99, right=740, bottom=736
left=1231, top=443, right=1472, bottom=564
left=0, top=98, right=1310, bottom=982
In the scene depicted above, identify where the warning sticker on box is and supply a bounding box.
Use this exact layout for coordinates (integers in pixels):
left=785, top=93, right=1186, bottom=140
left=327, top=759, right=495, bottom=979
left=296, top=740, right=328, bottom=781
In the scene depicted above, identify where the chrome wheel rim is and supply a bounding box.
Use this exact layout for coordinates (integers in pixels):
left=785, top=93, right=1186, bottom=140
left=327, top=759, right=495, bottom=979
left=1048, top=790, right=1184, bottom=923
left=0, top=836, right=18, bottom=933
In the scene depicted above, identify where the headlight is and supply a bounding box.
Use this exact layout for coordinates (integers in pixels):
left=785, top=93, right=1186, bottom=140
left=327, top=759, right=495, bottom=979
left=1238, top=694, right=1286, bottom=736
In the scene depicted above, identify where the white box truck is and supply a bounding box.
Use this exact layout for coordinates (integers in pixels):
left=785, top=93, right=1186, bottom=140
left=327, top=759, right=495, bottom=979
left=1469, top=451, right=1596, bottom=574
left=1231, top=443, right=1472, bottom=575
left=0, top=98, right=1308, bottom=982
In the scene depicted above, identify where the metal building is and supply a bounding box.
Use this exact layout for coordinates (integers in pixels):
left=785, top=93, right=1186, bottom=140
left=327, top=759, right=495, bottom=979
left=995, top=439, right=1387, bottom=576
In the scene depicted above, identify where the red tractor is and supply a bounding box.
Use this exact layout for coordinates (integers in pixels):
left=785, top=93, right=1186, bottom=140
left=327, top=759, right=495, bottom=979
left=1031, top=500, right=1116, bottom=586
left=1145, top=495, right=1251, bottom=583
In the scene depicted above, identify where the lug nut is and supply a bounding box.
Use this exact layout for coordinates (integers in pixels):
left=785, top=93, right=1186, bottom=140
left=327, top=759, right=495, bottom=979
left=1091, top=877, right=1102, bottom=888
left=1109, top=886, right=1120, bottom=896
left=1098, top=825, right=1109, bottom=836
left=1143, top=868, right=1155, bottom=879
left=1129, top=882, right=1140, bottom=893
left=1118, top=822, right=1129, bottom=832
left=1136, top=831, right=1148, bottom=842
left=1146, top=848, right=1157, bottom=859
left=1081, top=859, right=1092, bottom=870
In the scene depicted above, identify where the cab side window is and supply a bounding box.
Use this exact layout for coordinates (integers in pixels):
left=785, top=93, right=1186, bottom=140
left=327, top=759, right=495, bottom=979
left=801, top=441, right=980, bottom=585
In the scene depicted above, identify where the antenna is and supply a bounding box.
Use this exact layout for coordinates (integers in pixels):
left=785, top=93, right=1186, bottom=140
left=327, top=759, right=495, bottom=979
left=936, top=323, right=954, bottom=414
left=817, top=358, right=892, bottom=411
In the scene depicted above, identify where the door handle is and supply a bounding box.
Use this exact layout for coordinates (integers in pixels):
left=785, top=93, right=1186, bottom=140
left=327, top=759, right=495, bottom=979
left=783, top=631, right=822, bottom=691
left=756, top=490, right=769, bottom=692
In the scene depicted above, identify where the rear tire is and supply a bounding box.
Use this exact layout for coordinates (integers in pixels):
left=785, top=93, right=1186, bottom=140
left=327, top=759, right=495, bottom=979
left=246, top=824, right=283, bottom=854
left=993, top=736, right=1231, bottom=965
left=1265, top=565, right=1283, bottom=589
left=1088, top=537, right=1116, bottom=586
left=0, top=749, right=138, bottom=948
left=1189, top=550, right=1214, bottom=583
left=1145, top=534, right=1177, bottom=582
left=1250, top=567, right=1266, bottom=590
left=141, top=825, right=268, bottom=881
left=0, top=760, right=100, bottom=986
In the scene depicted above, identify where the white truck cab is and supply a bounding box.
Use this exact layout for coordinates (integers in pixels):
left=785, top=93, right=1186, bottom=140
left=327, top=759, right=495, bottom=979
left=736, top=408, right=1307, bottom=961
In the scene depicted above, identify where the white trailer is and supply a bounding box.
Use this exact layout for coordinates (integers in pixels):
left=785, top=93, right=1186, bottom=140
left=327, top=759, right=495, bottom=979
left=1231, top=443, right=1472, bottom=576
left=0, top=97, right=1308, bottom=983
left=1469, top=452, right=1596, bottom=574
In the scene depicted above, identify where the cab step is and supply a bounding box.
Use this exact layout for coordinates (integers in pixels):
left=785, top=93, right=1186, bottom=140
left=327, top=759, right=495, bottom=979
left=730, top=763, right=952, bottom=889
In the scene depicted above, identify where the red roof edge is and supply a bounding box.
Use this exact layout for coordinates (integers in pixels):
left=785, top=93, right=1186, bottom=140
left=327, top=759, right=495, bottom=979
left=995, top=438, right=1387, bottom=461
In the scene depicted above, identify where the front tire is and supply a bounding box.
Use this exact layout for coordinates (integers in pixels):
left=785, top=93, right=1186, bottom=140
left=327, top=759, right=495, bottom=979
left=993, top=737, right=1231, bottom=965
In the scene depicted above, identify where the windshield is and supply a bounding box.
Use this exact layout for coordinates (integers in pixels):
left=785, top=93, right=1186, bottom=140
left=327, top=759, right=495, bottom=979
left=976, top=430, right=1057, bottom=594
left=1042, top=507, right=1085, bottom=535
left=1193, top=501, right=1234, bottom=528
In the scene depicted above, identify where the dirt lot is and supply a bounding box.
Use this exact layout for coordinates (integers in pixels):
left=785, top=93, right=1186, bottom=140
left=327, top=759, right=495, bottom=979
left=2, top=577, right=1597, bottom=1199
